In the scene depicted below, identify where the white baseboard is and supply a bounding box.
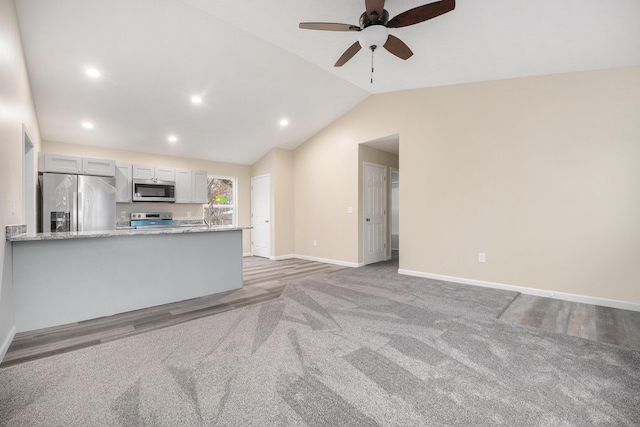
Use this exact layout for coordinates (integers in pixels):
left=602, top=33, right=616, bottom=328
left=398, top=269, right=640, bottom=312
left=271, top=254, right=294, bottom=261
left=247, top=253, right=359, bottom=267
left=294, top=254, right=362, bottom=268
left=0, top=325, right=16, bottom=364
left=243, top=252, right=253, bottom=257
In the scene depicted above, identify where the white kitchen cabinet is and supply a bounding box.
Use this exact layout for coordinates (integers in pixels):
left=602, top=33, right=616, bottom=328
left=38, top=153, right=82, bottom=174
left=132, top=164, right=154, bottom=180
left=82, top=157, right=115, bottom=177
left=133, top=164, right=175, bottom=181
left=192, top=170, right=208, bottom=203
left=38, top=153, right=115, bottom=176
left=155, top=166, right=176, bottom=181
left=175, top=168, right=192, bottom=203
left=115, top=163, right=133, bottom=202
left=175, top=169, right=208, bottom=203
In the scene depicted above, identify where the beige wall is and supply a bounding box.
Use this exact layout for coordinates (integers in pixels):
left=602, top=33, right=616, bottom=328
left=293, top=121, right=361, bottom=263
left=0, top=0, right=43, bottom=356
left=251, top=147, right=294, bottom=257
left=358, top=144, right=399, bottom=261
left=293, top=66, right=640, bottom=304
left=42, top=141, right=252, bottom=253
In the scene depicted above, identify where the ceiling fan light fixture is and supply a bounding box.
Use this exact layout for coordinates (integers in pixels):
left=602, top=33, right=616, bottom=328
left=358, top=25, right=388, bottom=50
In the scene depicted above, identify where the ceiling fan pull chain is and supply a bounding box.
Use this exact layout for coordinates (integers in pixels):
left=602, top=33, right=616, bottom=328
left=370, top=45, right=376, bottom=84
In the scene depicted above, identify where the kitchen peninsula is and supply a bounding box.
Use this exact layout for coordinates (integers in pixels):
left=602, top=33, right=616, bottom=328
left=7, top=226, right=247, bottom=333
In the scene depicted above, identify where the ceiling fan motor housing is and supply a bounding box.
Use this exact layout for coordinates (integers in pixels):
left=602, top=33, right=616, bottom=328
left=358, top=25, right=389, bottom=50
left=359, top=10, right=389, bottom=28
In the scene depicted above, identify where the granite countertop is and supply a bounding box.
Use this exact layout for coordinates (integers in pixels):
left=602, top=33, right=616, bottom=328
left=7, top=225, right=250, bottom=242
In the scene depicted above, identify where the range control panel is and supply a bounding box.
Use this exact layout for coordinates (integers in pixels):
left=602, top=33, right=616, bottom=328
left=130, top=212, right=172, bottom=220
left=130, top=212, right=173, bottom=228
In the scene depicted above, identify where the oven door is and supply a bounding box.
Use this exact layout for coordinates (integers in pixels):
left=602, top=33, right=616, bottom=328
left=132, top=179, right=176, bottom=202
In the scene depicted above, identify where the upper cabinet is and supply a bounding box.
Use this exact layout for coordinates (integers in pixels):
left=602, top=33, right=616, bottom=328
left=175, top=169, right=208, bottom=204
left=175, top=169, right=192, bottom=203
left=192, top=170, right=208, bottom=203
left=155, top=166, right=176, bottom=181
left=132, top=164, right=154, bottom=180
left=133, top=164, right=175, bottom=181
left=38, top=153, right=81, bottom=174
left=82, top=157, right=116, bottom=176
left=115, top=163, right=133, bottom=203
left=39, top=153, right=115, bottom=176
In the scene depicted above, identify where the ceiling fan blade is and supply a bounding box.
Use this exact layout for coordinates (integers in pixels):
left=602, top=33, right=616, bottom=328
left=365, top=0, right=385, bottom=17
left=387, top=0, right=455, bottom=28
left=334, top=41, right=362, bottom=67
left=299, top=22, right=360, bottom=31
left=383, top=35, right=413, bottom=60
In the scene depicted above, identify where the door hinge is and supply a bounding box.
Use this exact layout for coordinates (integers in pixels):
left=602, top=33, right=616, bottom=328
left=384, top=243, right=387, bottom=248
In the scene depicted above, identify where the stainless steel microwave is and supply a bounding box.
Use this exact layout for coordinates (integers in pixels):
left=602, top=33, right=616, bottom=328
left=132, top=179, right=176, bottom=202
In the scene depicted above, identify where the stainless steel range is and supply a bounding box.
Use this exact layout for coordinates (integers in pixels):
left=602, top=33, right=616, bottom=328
left=130, top=212, right=173, bottom=228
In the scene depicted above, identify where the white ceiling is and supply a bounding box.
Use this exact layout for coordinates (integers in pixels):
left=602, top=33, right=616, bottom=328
left=15, top=0, right=640, bottom=165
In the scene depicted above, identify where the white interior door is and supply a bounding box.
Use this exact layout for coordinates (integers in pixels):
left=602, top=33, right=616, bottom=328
left=363, top=163, right=386, bottom=265
left=251, top=174, right=271, bottom=258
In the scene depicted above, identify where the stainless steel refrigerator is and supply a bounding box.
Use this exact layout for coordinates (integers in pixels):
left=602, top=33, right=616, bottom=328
left=40, top=173, right=117, bottom=233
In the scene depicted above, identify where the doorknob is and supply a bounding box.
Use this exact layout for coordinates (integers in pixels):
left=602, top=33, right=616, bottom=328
left=265, top=220, right=269, bottom=223
left=366, top=218, right=370, bottom=222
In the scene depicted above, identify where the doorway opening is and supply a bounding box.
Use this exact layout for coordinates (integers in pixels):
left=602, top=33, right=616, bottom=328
left=359, top=134, right=399, bottom=266
left=390, top=167, right=399, bottom=263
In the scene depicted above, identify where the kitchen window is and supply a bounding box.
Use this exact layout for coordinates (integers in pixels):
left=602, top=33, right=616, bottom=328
left=206, top=176, right=236, bottom=226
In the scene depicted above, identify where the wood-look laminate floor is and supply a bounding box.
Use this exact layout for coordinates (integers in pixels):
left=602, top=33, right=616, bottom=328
left=499, top=294, right=640, bottom=351
left=1, top=257, right=347, bottom=368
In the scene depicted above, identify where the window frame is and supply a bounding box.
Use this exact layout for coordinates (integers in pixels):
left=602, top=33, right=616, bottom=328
left=205, top=175, right=238, bottom=227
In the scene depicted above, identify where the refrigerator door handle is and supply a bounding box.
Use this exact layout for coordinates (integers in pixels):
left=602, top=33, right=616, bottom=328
left=72, top=191, right=78, bottom=232
left=77, top=191, right=83, bottom=232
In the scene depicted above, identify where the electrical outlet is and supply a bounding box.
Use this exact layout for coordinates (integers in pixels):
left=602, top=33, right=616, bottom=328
left=313, top=240, right=317, bottom=246
left=187, top=211, right=192, bottom=218
left=478, top=253, right=486, bottom=263
left=347, top=207, right=353, bottom=214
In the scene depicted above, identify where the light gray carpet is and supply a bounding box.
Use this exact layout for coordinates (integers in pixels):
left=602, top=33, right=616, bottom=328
left=1, top=260, right=639, bottom=426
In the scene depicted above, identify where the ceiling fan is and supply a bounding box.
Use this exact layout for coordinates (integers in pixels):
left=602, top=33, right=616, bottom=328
left=299, top=0, right=455, bottom=67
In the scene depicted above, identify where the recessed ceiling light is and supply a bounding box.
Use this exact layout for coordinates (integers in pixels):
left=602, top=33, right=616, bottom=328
left=168, top=135, right=178, bottom=143
left=82, top=122, right=94, bottom=129
left=191, top=96, right=202, bottom=104
left=86, top=68, right=101, bottom=78
left=279, top=119, right=289, bottom=126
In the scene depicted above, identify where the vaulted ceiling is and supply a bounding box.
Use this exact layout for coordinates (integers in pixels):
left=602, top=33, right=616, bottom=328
left=15, top=0, right=640, bottom=165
